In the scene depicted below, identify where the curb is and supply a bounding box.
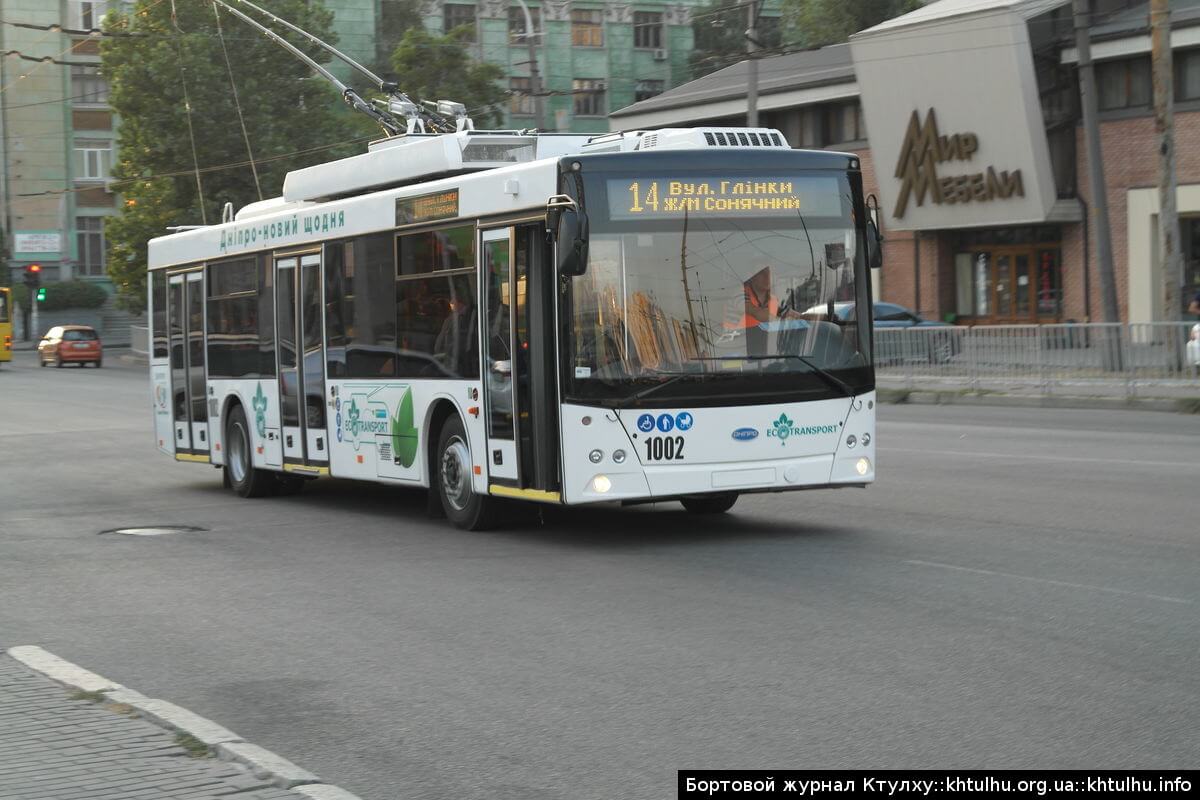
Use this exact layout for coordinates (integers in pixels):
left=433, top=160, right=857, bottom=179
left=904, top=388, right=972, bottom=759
left=6, top=645, right=364, bottom=799
left=875, top=388, right=1198, bottom=414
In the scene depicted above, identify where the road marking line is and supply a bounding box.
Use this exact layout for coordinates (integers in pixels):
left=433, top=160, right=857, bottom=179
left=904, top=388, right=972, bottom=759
left=904, top=560, right=1192, bottom=605
left=879, top=447, right=1185, bottom=468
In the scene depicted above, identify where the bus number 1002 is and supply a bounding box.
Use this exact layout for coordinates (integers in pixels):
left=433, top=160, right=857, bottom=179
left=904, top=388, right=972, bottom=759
left=645, top=436, right=684, bottom=461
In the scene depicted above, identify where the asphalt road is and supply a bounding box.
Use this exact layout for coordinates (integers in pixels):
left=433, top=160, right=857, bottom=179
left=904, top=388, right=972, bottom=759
left=1, top=351, right=1197, bottom=798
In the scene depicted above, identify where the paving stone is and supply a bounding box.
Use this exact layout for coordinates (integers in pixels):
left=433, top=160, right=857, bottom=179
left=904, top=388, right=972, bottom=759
left=0, top=654, right=325, bottom=800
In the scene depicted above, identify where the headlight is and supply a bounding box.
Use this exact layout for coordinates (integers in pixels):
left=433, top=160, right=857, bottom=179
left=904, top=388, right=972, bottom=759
left=862, top=433, right=871, bottom=446
left=589, top=449, right=603, bottom=464
left=855, top=457, right=871, bottom=476
left=612, top=449, right=627, bottom=464
left=591, top=475, right=612, bottom=493
left=845, top=435, right=857, bottom=448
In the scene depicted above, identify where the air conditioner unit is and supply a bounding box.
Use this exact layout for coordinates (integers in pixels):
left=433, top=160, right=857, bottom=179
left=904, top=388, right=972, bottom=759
left=652, top=49, right=668, bottom=61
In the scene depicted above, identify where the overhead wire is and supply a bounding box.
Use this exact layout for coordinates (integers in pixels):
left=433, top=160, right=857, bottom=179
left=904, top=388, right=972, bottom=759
left=212, top=2, right=262, bottom=201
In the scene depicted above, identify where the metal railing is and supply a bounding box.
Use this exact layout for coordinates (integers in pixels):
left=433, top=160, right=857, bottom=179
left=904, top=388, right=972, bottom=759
left=874, top=322, right=1200, bottom=398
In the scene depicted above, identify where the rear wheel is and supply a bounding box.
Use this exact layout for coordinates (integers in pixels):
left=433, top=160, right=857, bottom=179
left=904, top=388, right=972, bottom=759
left=680, top=493, right=739, bottom=514
left=435, top=415, right=497, bottom=530
left=224, top=405, right=273, bottom=498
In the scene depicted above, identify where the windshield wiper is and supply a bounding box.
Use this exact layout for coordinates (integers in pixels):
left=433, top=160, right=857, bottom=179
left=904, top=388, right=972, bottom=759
left=706, top=355, right=856, bottom=398
left=626, top=373, right=698, bottom=403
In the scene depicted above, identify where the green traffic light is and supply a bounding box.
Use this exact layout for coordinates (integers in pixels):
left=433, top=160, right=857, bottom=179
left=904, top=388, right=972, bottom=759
left=36, top=288, right=46, bottom=302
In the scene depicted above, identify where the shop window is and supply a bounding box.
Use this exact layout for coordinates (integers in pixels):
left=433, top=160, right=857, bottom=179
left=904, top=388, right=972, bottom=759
left=1097, top=56, right=1150, bottom=110
left=634, top=79, right=663, bottom=102
left=571, top=9, right=603, bottom=47
left=395, top=225, right=479, bottom=379
left=573, top=78, right=605, bottom=116
left=1176, top=48, right=1200, bottom=102
left=634, top=12, right=662, bottom=49
left=443, top=3, right=476, bottom=40
left=325, top=233, right=397, bottom=378
left=508, top=5, right=540, bottom=43
left=1183, top=217, right=1200, bottom=316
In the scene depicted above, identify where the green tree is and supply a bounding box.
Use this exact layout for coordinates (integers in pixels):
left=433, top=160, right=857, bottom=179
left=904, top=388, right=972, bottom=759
left=389, top=26, right=507, bottom=127
left=689, top=1, right=783, bottom=80
left=781, top=0, right=922, bottom=49
left=373, top=0, right=424, bottom=82
left=101, top=0, right=368, bottom=310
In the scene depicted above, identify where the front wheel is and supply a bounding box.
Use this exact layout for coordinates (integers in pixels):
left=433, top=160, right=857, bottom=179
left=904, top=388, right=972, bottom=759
left=435, top=416, right=497, bottom=530
left=224, top=405, right=274, bottom=498
left=680, top=493, right=738, bottom=514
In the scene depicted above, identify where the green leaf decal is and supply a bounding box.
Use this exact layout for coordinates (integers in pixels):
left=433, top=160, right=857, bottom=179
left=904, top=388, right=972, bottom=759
left=391, top=389, right=419, bottom=468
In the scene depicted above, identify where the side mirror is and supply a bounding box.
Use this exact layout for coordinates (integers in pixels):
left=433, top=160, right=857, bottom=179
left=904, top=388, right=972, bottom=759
left=555, top=207, right=589, bottom=277
left=866, top=218, right=883, bottom=270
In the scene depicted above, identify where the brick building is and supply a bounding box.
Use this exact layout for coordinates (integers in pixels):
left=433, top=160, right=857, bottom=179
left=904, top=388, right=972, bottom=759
left=611, top=0, right=1200, bottom=324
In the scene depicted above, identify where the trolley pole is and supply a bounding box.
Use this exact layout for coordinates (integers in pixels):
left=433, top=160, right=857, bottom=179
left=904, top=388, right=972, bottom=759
left=1073, top=0, right=1120, bottom=326
left=1151, top=0, right=1181, bottom=323
left=514, top=0, right=545, bottom=131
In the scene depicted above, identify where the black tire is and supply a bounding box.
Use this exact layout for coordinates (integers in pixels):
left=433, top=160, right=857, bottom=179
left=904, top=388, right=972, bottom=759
left=55, top=355, right=64, bottom=368
left=680, top=493, right=739, bottom=514
left=39, top=356, right=46, bottom=367
left=434, top=415, right=498, bottom=530
left=224, top=405, right=274, bottom=498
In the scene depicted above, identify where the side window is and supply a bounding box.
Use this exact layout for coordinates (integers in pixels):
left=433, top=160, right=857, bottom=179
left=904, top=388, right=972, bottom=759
left=152, top=271, right=168, bottom=359
left=206, top=257, right=259, bottom=378
left=325, top=232, right=397, bottom=378
left=395, top=224, right=479, bottom=379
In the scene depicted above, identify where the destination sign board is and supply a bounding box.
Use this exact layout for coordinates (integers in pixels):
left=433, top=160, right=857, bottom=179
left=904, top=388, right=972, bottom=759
left=396, top=189, right=459, bottom=225
left=606, top=175, right=842, bottom=220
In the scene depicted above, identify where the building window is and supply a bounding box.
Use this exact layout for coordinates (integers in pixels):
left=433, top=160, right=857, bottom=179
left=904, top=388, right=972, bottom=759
left=634, top=79, right=663, bottom=102
left=633, top=12, right=662, bottom=49
left=573, top=78, right=605, bottom=116
left=69, top=0, right=108, bottom=30
left=443, top=3, right=477, bottom=40
left=822, top=101, right=866, bottom=144
left=571, top=9, right=603, bottom=47
left=74, top=139, right=111, bottom=182
left=510, top=77, right=534, bottom=115
left=76, top=217, right=106, bottom=277
left=71, top=64, right=108, bottom=104
left=1097, top=56, right=1150, bottom=110
left=1176, top=48, right=1200, bottom=102
left=508, top=5, right=540, bottom=43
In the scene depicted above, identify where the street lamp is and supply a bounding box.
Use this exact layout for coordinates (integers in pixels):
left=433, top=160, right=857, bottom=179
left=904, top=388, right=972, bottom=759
left=512, top=0, right=546, bottom=131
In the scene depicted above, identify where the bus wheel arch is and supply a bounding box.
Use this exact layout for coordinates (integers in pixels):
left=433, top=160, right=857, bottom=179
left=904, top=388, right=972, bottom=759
left=223, top=401, right=274, bottom=498
left=426, top=400, right=497, bottom=530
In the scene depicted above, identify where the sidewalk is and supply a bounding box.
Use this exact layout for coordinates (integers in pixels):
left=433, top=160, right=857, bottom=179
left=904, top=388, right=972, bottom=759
left=0, top=652, right=342, bottom=800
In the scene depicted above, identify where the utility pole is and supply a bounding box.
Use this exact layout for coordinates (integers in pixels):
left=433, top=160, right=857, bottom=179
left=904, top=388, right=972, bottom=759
left=514, top=0, right=546, bottom=131
left=746, top=0, right=760, bottom=127
left=1073, top=0, right=1120, bottom=325
left=1151, top=0, right=1181, bottom=322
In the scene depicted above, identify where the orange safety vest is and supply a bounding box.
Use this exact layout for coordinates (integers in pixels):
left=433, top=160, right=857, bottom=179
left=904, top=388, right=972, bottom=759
left=724, top=289, right=780, bottom=330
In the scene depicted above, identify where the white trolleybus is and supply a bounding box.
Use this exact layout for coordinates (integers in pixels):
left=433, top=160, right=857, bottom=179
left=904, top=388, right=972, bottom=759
left=147, top=1, right=881, bottom=530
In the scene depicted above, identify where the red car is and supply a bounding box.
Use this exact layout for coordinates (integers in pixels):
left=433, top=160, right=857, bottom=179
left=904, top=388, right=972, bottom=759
left=38, top=325, right=103, bottom=368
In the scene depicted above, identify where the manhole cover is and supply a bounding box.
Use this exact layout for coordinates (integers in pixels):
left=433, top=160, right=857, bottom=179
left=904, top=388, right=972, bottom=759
left=99, top=525, right=207, bottom=536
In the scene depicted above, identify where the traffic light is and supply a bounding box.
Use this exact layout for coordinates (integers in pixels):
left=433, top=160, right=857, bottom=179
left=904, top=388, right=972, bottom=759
left=36, top=287, right=46, bottom=302
left=23, top=264, right=41, bottom=290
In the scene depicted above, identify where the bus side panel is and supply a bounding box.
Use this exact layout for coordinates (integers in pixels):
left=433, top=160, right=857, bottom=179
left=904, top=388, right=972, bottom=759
left=152, top=364, right=174, bottom=455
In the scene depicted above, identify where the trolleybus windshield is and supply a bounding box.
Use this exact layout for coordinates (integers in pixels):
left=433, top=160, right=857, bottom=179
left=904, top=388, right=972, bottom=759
left=565, top=168, right=873, bottom=406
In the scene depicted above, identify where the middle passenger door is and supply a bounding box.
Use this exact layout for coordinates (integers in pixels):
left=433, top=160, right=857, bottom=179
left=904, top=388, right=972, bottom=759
left=275, top=251, right=329, bottom=473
